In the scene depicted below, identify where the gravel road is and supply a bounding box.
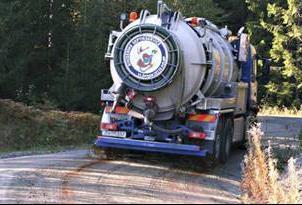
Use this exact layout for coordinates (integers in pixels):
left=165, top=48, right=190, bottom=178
left=258, top=116, right=302, bottom=138
left=1, top=115, right=300, bottom=204
left=0, top=149, right=244, bottom=204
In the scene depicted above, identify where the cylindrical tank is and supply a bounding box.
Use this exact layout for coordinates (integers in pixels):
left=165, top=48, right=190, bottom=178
left=109, top=13, right=238, bottom=120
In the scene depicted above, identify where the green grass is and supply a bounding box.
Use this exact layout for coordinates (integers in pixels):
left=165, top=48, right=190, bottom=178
left=0, top=99, right=99, bottom=152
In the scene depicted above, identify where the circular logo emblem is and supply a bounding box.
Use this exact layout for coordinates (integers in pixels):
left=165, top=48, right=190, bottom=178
left=123, top=34, right=168, bottom=80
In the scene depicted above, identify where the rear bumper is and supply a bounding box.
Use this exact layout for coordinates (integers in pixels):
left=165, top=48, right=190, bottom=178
left=95, top=136, right=208, bottom=157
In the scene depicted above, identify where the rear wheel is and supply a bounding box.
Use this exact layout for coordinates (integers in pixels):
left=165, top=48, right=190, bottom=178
left=213, top=115, right=234, bottom=163
left=213, top=116, right=224, bottom=163
left=221, top=118, right=234, bottom=163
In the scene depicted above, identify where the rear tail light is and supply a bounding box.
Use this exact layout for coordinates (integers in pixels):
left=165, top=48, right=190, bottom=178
left=189, top=132, right=206, bottom=140
left=101, top=123, right=118, bottom=131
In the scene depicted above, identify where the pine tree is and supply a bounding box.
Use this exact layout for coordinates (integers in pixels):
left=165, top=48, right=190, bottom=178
left=263, top=0, right=302, bottom=107
left=246, top=0, right=302, bottom=108
left=0, top=0, right=229, bottom=112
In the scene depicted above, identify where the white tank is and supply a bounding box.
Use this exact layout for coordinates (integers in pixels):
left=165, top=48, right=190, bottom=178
left=109, top=9, right=239, bottom=120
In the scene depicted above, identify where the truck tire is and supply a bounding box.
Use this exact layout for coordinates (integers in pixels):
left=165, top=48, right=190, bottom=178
left=221, top=118, right=234, bottom=163
left=213, top=115, right=234, bottom=163
left=213, top=116, right=224, bottom=163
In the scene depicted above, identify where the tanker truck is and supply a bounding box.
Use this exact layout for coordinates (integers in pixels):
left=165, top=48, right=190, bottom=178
left=95, top=1, right=259, bottom=163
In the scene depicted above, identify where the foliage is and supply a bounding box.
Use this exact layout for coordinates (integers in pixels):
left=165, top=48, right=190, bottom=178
left=0, top=0, right=116, bottom=112
left=0, top=0, right=301, bottom=111
left=0, top=99, right=99, bottom=151
left=0, top=0, right=230, bottom=113
left=246, top=0, right=302, bottom=108
left=214, top=0, right=249, bottom=32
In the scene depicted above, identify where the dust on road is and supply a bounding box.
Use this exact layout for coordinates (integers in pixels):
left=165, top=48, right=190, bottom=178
left=0, top=149, right=244, bottom=204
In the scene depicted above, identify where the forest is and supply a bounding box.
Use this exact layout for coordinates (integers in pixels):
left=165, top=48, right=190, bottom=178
left=0, top=0, right=301, bottom=113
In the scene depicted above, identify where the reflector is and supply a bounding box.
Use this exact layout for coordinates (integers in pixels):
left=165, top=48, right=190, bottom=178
left=188, top=114, right=217, bottom=123
left=189, top=132, right=206, bottom=140
left=101, top=123, right=118, bottom=131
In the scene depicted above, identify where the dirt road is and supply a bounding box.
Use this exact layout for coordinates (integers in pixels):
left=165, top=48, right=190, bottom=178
left=1, top=116, right=300, bottom=204
left=258, top=116, right=302, bottom=138
left=0, top=149, right=244, bottom=204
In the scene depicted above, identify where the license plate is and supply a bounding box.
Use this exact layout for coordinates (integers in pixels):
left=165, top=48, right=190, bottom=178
left=144, top=136, right=155, bottom=141
left=102, top=130, right=127, bottom=138
left=110, top=113, right=130, bottom=121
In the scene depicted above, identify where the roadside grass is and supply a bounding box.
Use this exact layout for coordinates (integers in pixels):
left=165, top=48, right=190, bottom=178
left=272, top=144, right=300, bottom=171
left=241, top=124, right=301, bottom=204
left=259, top=105, right=302, bottom=117
left=262, top=136, right=301, bottom=171
left=0, top=143, right=91, bottom=154
left=0, top=144, right=92, bottom=159
left=0, top=99, right=99, bottom=152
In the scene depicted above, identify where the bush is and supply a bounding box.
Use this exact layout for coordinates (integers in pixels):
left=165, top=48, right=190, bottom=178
left=241, top=124, right=301, bottom=204
left=0, top=99, right=99, bottom=151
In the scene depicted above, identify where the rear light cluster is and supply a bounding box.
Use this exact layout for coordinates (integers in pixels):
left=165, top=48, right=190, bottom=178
left=188, top=131, right=206, bottom=140
left=101, top=123, right=118, bottom=131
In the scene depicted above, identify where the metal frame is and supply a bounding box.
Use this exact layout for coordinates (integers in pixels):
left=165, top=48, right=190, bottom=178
left=196, top=97, right=237, bottom=110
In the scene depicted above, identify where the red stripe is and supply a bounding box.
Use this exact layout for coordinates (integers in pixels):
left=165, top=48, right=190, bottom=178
left=105, top=106, right=129, bottom=114
left=188, top=114, right=217, bottom=122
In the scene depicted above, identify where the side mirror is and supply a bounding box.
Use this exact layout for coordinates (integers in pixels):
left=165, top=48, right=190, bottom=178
left=238, top=33, right=250, bottom=62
